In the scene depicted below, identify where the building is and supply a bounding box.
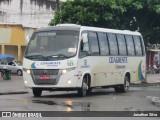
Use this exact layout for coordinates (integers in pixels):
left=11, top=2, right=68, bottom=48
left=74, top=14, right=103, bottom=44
left=0, top=23, right=37, bottom=62
left=0, top=0, right=66, bottom=62
left=147, top=44, right=160, bottom=67
left=0, top=0, right=56, bottom=27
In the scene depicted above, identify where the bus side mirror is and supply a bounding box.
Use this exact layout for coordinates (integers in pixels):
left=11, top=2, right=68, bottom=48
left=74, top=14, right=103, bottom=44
left=82, top=33, right=88, bottom=43
left=80, top=40, right=83, bottom=51
left=79, top=34, right=90, bottom=58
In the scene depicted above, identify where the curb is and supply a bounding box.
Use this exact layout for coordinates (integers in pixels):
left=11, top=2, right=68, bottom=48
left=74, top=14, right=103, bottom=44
left=152, top=97, right=160, bottom=107
left=0, top=90, right=29, bottom=95
left=131, top=82, right=160, bottom=87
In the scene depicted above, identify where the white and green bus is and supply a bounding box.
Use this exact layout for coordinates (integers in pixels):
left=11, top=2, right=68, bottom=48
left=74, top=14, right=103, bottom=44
left=23, top=24, right=146, bottom=97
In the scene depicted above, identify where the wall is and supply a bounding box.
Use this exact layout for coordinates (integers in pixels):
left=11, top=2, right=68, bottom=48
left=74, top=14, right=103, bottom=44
left=0, top=24, right=36, bottom=62
left=0, top=0, right=55, bottom=27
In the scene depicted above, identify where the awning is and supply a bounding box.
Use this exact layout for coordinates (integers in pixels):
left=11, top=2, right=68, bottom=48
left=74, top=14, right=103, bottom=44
left=147, top=49, right=160, bottom=52
left=0, top=54, right=14, bottom=63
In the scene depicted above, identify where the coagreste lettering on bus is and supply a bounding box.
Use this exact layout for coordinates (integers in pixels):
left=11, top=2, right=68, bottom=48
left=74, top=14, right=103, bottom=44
left=109, top=57, right=128, bottom=63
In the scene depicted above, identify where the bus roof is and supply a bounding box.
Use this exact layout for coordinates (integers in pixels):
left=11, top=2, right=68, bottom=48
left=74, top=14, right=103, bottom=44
left=36, top=24, right=81, bottom=32
left=36, top=24, right=141, bottom=36
left=81, top=26, right=141, bottom=36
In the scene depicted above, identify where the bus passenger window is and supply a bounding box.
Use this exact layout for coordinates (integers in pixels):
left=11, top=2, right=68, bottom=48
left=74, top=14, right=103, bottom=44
left=88, top=32, right=100, bottom=55
left=125, top=35, right=135, bottom=56
left=97, top=33, right=109, bottom=55
left=117, top=34, right=127, bottom=56
left=133, top=36, right=143, bottom=56
left=107, top=33, right=118, bottom=56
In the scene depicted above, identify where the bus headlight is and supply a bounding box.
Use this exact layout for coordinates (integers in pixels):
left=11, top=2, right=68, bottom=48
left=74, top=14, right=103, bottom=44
left=62, top=69, right=67, bottom=74
left=61, top=67, right=76, bottom=75
left=23, top=68, right=31, bottom=74
left=24, top=80, right=28, bottom=84
left=67, top=79, right=72, bottom=84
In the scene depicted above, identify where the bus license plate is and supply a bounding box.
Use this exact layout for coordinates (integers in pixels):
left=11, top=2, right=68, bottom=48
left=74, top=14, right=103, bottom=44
left=39, top=75, right=50, bottom=80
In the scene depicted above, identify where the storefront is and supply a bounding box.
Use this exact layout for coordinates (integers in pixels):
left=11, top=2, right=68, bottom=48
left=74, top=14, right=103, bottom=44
left=147, top=44, right=160, bottom=68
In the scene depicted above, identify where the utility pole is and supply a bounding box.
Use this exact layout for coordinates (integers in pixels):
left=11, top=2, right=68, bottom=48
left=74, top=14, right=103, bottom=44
left=56, top=0, right=60, bottom=11
left=48, top=0, right=60, bottom=10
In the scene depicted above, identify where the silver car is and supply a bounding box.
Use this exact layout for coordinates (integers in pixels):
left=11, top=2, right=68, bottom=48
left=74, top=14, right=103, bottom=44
left=8, top=61, right=23, bottom=76
left=0, top=61, right=23, bottom=76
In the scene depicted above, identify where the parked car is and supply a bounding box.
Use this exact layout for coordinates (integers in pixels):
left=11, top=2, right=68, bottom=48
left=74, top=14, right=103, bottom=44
left=0, top=60, right=23, bottom=76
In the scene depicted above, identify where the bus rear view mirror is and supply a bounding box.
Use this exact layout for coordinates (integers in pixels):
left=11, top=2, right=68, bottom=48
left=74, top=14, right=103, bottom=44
left=82, top=33, right=88, bottom=43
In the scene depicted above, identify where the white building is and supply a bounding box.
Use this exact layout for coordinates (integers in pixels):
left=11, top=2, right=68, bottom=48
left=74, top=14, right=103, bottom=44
left=0, top=0, right=63, bottom=27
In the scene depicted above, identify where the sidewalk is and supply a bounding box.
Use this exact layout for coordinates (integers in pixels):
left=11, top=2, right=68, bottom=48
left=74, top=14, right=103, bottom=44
left=131, top=74, right=160, bottom=85
left=145, top=74, right=160, bottom=107
left=0, top=75, right=29, bottom=95
left=146, top=74, right=160, bottom=83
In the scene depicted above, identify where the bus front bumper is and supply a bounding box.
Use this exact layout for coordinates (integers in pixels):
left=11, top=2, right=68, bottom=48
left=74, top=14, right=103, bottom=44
left=23, top=71, right=82, bottom=89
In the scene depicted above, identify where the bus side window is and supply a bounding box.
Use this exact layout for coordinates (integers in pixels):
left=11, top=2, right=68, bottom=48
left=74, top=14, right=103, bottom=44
left=82, top=41, right=89, bottom=52
left=79, top=33, right=90, bottom=57
left=125, top=35, right=135, bottom=56
left=88, top=32, right=100, bottom=55
left=81, top=33, right=89, bottom=52
left=117, top=34, right=127, bottom=56
left=97, top=32, right=109, bottom=55
left=107, top=33, right=118, bottom=56
left=133, top=35, right=143, bottom=56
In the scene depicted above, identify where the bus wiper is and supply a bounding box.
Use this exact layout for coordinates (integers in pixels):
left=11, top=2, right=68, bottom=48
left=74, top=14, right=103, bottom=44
left=46, top=54, right=69, bottom=58
left=25, top=54, right=48, bottom=60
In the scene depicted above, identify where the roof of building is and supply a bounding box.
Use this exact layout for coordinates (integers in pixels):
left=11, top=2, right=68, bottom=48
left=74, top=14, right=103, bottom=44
left=0, top=23, right=48, bottom=28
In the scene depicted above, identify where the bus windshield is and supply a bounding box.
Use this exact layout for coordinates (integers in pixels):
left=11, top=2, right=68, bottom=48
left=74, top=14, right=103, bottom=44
left=25, top=30, right=79, bottom=60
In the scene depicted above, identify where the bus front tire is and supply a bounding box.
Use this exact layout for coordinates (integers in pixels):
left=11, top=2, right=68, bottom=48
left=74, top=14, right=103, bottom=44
left=17, top=69, right=22, bottom=76
left=32, top=88, right=42, bottom=97
left=78, top=77, right=89, bottom=97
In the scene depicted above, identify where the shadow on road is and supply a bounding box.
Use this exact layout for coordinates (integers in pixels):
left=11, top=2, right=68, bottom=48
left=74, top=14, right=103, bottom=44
left=38, top=89, right=126, bottom=98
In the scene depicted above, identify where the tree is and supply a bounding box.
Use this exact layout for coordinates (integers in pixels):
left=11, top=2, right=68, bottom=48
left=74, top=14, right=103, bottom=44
left=122, top=0, right=160, bottom=44
left=56, top=0, right=60, bottom=10
left=50, top=0, right=126, bottom=28
left=49, top=0, right=160, bottom=44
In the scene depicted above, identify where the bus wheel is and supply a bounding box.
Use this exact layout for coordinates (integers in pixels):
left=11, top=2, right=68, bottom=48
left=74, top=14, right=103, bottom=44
left=121, top=76, right=130, bottom=92
left=78, top=77, right=88, bottom=97
left=17, top=69, right=22, bottom=76
left=32, top=88, right=42, bottom=97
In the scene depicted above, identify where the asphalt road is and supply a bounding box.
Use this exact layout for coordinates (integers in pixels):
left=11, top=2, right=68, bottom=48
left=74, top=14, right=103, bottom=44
left=0, top=86, right=159, bottom=111
left=0, top=75, right=160, bottom=119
